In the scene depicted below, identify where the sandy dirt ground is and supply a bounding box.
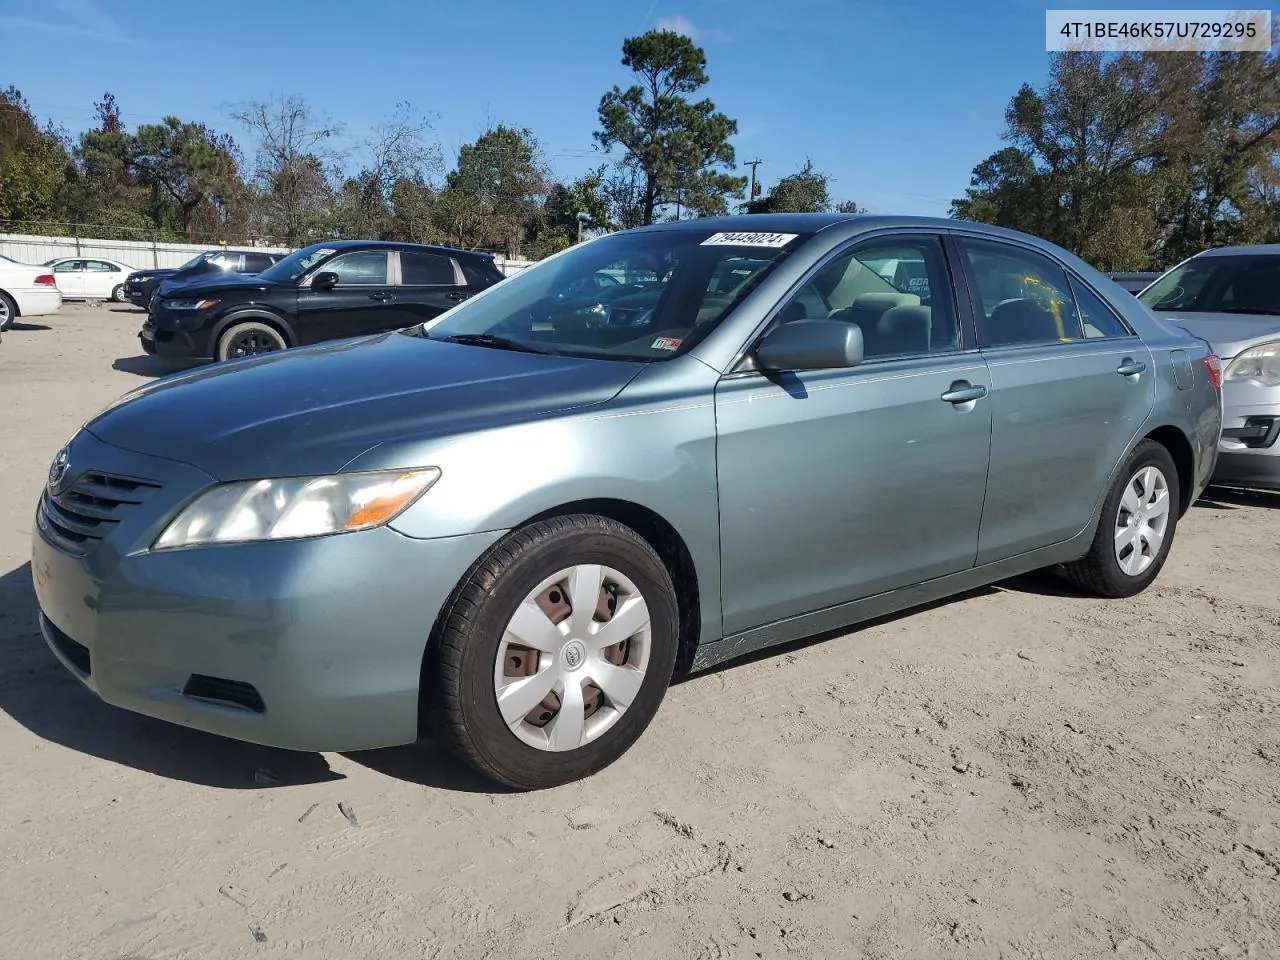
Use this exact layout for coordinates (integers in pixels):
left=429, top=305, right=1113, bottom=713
left=1, top=301, right=1277, bottom=960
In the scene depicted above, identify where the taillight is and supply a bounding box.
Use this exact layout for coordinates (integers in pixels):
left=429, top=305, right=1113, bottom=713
left=34, top=274, right=56, bottom=286
left=1204, top=354, right=1222, bottom=389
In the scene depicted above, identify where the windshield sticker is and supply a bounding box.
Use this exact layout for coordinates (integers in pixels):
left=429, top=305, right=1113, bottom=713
left=700, top=232, right=798, bottom=248
left=651, top=336, right=682, bottom=351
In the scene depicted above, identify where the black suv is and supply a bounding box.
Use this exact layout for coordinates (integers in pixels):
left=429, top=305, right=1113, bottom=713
left=123, top=249, right=284, bottom=308
left=140, top=240, right=507, bottom=362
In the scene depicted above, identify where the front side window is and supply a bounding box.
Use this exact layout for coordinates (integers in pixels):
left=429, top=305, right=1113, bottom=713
left=326, top=251, right=389, bottom=285
left=419, top=228, right=809, bottom=361
left=88, top=260, right=117, bottom=272
left=1138, top=254, right=1280, bottom=316
left=776, top=235, right=960, bottom=359
left=961, top=238, right=1084, bottom=347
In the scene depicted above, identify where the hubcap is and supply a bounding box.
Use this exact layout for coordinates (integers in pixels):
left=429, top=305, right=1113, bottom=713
left=0, top=300, right=10, bottom=325
left=229, top=332, right=279, bottom=357
left=1114, top=465, right=1171, bottom=576
left=494, top=564, right=652, bottom=753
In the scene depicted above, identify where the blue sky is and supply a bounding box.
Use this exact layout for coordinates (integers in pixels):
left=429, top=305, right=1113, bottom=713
left=1, top=0, right=1119, bottom=215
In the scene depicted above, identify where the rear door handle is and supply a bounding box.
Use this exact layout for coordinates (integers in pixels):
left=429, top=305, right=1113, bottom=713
left=446, top=291, right=469, bottom=301
left=1116, top=358, right=1147, bottom=376
left=940, top=383, right=988, bottom=404
left=369, top=292, right=393, bottom=302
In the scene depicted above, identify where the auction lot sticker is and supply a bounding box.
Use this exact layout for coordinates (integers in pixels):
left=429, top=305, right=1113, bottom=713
left=701, top=232, right=799, bottom=247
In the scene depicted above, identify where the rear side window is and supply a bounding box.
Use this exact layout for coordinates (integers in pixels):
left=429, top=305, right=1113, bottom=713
left=400, top=251, right=456, bottom=286
left=242, top=253, right=275, bottom=273
left=459, top=257, right=504, bottom=289
left=960, top=238, right=1085, bottom=347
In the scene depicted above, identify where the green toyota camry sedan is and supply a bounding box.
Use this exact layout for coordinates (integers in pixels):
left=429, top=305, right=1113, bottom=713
left=32, top=214, right=1222, bottom=790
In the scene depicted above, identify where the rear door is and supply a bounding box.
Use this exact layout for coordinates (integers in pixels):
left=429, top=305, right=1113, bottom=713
left=295, top=250, right=396, bottom=344
left=52, top=259, right=86, bottom=297
left=952, top=233, right=1156, bottom=563
left=391, top=249, right=470, bottom=326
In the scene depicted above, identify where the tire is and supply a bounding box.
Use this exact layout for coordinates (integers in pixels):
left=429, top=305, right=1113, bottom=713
left=425, top=515, right=680, bottom=790
left=0, top=291, right=16, bottom=331
left=111, top=284, right=124, bottom=302
left=1062, top=439, right=1180, bottom=598
left=216, top=321, right=287, bottom=361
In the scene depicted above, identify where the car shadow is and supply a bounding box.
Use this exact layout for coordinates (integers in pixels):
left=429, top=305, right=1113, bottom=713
left=1194, top=485, right=1280, bottom=511
left=0, top=561, right=502, bottom=792
left=6, top=321, right=52, bottom=331
left=111, top=355, right=187, bottom=378
left=108, top=306, right=144, bottom=314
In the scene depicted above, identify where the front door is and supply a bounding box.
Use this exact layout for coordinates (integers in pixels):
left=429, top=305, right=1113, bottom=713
left=952, top=234, right=1157, bottom=563
left=84, top=260, right=122, bottom=298
left=296, top=250, right=396, bottom=344
left=715, top=233, right=993, bottom=636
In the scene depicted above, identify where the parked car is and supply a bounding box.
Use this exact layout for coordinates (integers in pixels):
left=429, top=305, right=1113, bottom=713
left=42, top=257, right=138, bottom=301
left=139, top=240, right=506, bottom=362
left=33, top=214, right=1221, bottom=790
left=1108, top=271, right=1162, bottom=294
left=0, top=258, right=62, bottom=331
left=123, top=249, right=283, bottom=308
left=1137, top=244, right=1280, bottom=489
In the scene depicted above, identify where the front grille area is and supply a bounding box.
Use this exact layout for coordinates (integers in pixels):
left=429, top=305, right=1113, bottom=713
left=182, top=675, right=266, bottom=713
left=42, top=615, right=91, bottom=676
left=39, top=471, right=163, bottom=555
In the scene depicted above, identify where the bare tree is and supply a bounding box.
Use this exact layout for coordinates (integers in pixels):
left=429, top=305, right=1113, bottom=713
left=227, top=94, right=344, bottom=244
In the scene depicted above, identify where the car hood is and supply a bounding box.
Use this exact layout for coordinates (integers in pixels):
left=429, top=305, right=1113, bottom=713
left=1158, top=311, right=1280, bottom=359
left=130, top=269, right=176, bottom=280
left=157, top=273, right=277, bottom=297
left=84, top=331, right=645, bottom=480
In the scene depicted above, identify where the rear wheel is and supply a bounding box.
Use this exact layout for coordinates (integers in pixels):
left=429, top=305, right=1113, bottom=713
left=0, top=291, right=16, bottom=331
left=1062, top=439, right=1180, bottom=598
left=216, top=321, right=286, bottom=361
left=425, top=515, right=679, bottom=790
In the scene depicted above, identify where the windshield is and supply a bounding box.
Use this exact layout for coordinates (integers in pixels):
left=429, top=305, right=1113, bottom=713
left=259, top=245, right=340, bottom=283
left=419, top=228, right=809, bottom=361
left=1139, top=253, right=1280, bottom=315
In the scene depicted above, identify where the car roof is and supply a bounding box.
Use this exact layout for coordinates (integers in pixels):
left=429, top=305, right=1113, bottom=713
left=303, top=239, right=492, bottom=259
left=1194, top=244, right=1280, bottom=258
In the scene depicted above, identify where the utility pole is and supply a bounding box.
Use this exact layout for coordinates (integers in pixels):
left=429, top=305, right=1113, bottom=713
left=746, top=159, right=764, bottom=205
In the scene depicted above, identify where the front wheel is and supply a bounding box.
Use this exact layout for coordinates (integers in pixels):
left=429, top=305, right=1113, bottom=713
left=425, top=515, right=680, bottom=790
left=111, top=284, right=125, bottom=302
left=216, top=321, right=286, bottom=361
left=1062, top=439, right=1180, bottom=598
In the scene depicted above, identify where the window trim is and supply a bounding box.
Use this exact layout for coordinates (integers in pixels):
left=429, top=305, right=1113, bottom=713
left=727, top=229, right=976, bottom=376
left=949, top=231, right=1138, bottom=350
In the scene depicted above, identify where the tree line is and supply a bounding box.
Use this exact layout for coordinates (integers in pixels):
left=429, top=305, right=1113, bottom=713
left=3, top=37, right=1275, bottom=269
left=951, top=50, right=1279, bottom=271
left=0, top=30, right=861, bottom=260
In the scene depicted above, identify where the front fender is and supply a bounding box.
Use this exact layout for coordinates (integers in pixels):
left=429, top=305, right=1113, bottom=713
left=211, top=308, right=299, bottom=347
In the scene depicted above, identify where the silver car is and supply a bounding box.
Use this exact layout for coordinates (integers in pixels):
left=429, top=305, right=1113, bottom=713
left=1138, top=245, right=1280, bottom=490
left=31, top=215, right=1222, bottom=790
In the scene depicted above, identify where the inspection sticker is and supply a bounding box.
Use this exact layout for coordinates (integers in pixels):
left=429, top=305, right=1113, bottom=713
left=700, top=231, right=798, bottom=247
left=651, top=336, right=682, bottom=351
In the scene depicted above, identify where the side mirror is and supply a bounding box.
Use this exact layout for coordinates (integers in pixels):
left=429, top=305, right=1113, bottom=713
left=755, top=319, right=864, bottom=371
left=311, top=271, right=338, bottom=292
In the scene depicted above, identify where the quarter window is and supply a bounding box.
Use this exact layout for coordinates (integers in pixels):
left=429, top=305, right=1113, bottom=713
left=325, top=251, right=389, bottom=285
left=1069, top=276, right=1131, bottom=339
left=400, top=251, right=456, bottom=286
left=778, top=235, right=960, bottom=359
left=960, top=238, right=1084, bottom=346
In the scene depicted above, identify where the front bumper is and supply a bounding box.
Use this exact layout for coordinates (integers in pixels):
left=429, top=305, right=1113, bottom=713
left=1211, top=378, right=1280, bottom=490
left=31, top=429, right=505, bottom=753
left=139, top=311, right=215, bottom=360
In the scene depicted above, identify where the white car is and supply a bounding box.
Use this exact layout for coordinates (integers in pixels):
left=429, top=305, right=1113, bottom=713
left=0, top=259, right=62, bottom=331
left=42, top=257, right=138, bottom=301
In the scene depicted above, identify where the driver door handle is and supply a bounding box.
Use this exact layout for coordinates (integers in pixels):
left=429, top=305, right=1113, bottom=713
left=368, top=292, right=392, bottom=302
left=940, top=382, right=988, bottom=404
left=1116, top=358, right=1147, bottom=376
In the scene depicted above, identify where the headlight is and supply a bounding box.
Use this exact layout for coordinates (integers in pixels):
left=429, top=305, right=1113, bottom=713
left=1225, top=342, right=1280, bottom=387
left=165, top=298, right=218, bottom=310
left=154, top=468, right=441, bottom=550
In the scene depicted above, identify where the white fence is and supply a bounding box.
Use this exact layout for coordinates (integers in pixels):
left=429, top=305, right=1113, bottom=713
left=0, top=232, right=534, bottom=276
